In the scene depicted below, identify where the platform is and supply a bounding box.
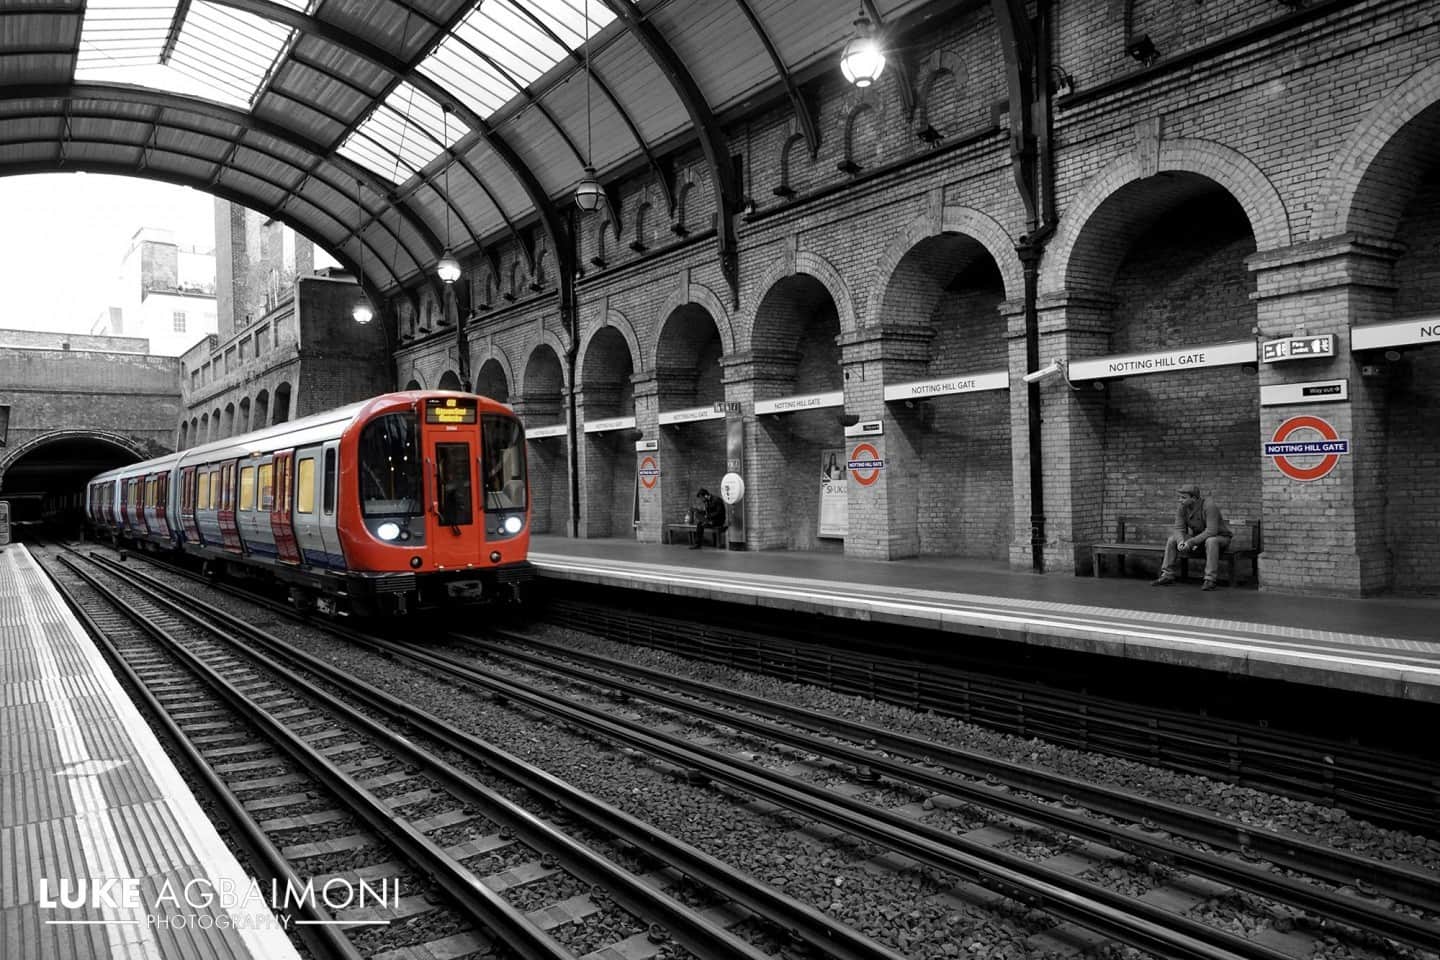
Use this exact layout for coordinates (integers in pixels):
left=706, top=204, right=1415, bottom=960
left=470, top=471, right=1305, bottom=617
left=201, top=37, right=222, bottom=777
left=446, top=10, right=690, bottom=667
left=529, top=535, right=1440, bottom=703
left=0, top=545, right=301, bottom=960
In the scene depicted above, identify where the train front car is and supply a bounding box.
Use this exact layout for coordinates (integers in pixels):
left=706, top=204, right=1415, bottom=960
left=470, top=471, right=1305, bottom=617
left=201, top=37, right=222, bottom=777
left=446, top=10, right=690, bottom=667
left=340, top=392, right=534, bottom=615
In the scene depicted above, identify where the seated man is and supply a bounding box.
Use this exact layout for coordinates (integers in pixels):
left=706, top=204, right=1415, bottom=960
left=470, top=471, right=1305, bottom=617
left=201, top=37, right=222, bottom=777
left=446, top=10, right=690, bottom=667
left=689, top=487, right=726, bottom=549
left=1153, top=483, right=1233, bottom=591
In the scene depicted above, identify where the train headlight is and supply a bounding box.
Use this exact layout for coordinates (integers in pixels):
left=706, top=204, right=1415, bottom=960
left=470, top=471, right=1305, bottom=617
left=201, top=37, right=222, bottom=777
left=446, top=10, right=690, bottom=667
left=377, top=521, right=401, bottom=541
left=502, top=515, right=523, bottom=535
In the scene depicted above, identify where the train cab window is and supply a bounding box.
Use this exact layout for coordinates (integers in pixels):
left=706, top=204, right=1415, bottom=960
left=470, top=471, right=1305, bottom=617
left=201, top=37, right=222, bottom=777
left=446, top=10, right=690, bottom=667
left=296, top=458, right=316, bottom=514
left=435, top=443, right=473, bottom=526
left=481, top=415, right=527, bottom=511
left=239, top=466, right=256, bottom=512
left=322, top=449, right=336, bottom=516
left=257, top=463, right=274, bottom=511
left=359, top=413, right=421, bottom=517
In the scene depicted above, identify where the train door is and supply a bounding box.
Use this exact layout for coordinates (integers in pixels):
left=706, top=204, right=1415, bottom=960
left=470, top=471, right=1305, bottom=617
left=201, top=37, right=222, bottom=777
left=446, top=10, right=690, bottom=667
left=154, top=473, right=171, bottom=541
left=318, top=442, right=342, bottom=568
left=179, top=467, right=199, bottom=545
left=270, top=450, right=300, bottom=563
left=218, top=461, right=242, bottom=553
left=421, top=396, right=481, bottom=570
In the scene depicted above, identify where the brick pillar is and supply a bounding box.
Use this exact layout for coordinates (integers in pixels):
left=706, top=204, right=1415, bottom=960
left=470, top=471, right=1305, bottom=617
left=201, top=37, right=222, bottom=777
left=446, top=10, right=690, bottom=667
left=632, top=371, right=662, bottom=542
left=839, top=323, right=932, bottom=559
left=727, top=349, right=801, bottom=551
left=574, top=382, right=622, bottom=538
left=1007, top=293, right=1116, bottom=572
left=1247, top=234, right=1402, bottom=595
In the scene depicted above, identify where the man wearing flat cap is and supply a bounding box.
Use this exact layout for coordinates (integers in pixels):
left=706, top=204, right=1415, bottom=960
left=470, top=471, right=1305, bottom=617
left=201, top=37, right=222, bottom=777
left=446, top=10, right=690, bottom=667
left=1153, top=484, right=1233, bottom=591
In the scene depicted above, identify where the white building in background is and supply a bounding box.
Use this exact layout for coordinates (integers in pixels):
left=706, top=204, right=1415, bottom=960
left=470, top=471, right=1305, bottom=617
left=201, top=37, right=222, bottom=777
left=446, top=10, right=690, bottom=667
left=90, top=226, right=218, bottom=356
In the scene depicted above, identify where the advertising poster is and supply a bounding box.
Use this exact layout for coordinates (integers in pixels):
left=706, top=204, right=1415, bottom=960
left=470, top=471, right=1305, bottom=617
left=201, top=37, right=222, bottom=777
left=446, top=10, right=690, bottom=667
left=818, top=448, right=847, bottom=539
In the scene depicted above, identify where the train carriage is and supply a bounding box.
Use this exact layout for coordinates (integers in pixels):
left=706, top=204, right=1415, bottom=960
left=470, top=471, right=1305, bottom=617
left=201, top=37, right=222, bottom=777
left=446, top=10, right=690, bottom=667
left=86, top=391, right=533, bottom=615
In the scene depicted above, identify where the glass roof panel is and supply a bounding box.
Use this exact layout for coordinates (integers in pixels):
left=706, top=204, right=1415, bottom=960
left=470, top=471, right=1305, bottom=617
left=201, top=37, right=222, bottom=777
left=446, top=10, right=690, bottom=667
left=419, top=0, right=614, bottom=123
left=76, top=0, right=307, bottom=110
left=338, top=82, right=449, bottom=184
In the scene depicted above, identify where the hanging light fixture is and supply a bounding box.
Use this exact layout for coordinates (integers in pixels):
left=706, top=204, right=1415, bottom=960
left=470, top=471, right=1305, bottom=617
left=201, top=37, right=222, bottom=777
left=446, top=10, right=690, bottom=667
left=436, top=104, right=462, bottom=284
left=840, top=7, right=886, bottom=88
left=574, top=0, right=604, bottom=210
left=352, top=176, right=374, bottom=324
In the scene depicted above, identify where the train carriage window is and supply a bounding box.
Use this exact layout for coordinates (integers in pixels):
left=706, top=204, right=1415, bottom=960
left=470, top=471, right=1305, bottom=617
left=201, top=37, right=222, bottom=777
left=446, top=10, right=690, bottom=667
left=257, top=463, right=274, bottom=511
left=322, top=449, right=336, bottom=516
left=239, top=466, right=256, bottom=512
left=435, top=443, right=473, bottom=526
left=296, top=458, right=315, bottom=514
left=199, top=472, right=210, bottom=510
left=359, top=413, right=421, bottom=517
left=481, top=415, right=528, bottom=511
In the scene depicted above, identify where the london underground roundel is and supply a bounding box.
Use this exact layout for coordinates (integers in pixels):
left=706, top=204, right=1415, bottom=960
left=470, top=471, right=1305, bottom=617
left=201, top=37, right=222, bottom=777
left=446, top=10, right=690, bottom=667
left=847, top=442, right=884, bottom=486
left=1263, top=415, right=1349, bottom=482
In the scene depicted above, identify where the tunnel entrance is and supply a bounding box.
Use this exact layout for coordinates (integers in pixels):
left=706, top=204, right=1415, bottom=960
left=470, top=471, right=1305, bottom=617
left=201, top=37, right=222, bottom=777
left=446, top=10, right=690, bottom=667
left=0, top=432, right=145, bottom=539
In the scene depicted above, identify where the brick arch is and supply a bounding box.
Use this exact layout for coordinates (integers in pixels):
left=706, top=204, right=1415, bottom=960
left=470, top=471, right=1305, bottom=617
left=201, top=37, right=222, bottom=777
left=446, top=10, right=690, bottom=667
left=0, top=430, right=147, bottom=480
left=518, top=333, right=570, bottom=399
left=652, top=280, right=735, bottom=357
left=576, top=308, right=642, bottom=391
left=865, top=208, right=1022, bottom=327
left=748, top=249, right=857, bottom=343
left=1042, top=138, right=1290, bottom=293
left=1314, top=60, right=1440, bottom=238
left=471, top=342, right=514, bottom=396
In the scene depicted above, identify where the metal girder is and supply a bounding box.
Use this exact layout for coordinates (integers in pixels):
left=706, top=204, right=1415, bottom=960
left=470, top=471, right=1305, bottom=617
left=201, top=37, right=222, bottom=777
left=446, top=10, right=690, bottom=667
left=731, top=0, right=818, bottom=158
left=210, top=0, right=571, bottom=298
left=0, top=83, right=436, bottom=286
left=599, top=0, right=740, bottom=299
left=989, top=0, right=1040, bottom=232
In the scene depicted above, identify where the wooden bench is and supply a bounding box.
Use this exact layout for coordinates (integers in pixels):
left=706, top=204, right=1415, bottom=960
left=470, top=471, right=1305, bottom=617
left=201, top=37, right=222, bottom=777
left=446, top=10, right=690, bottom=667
left=1091, top=516, right=1261, bottom=586
left=665, top=522, right=727, bottom=547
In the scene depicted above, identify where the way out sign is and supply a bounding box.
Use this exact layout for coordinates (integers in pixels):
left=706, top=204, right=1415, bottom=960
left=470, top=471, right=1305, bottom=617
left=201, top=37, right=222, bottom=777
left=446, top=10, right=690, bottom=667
left=1264, top=415, right=1349, bottom=482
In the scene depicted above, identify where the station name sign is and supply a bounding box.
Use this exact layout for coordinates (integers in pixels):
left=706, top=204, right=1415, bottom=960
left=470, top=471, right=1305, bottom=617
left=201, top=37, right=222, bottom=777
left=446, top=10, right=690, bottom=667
left=658, top=405, right=725, bottom=426
left=1350, top=316, right=1440, bottom=351
left=525, top=424, right=567, bottom=439
left=1261, top=334, right=1334, bottom=363
left=1067, top=340, right=1256, bottom=381
left=582, top=415, right=636, bottom=434
left=754, top=390, right=843, bottom=416
left=883, top=370, right=1008, bottom=401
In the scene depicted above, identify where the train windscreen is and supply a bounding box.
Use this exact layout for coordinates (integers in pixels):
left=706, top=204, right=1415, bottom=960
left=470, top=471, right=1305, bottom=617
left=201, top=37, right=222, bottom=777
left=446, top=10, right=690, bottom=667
left=359, top=412, right=423, bottom=518
left=481, top=415, right=527, bottom=511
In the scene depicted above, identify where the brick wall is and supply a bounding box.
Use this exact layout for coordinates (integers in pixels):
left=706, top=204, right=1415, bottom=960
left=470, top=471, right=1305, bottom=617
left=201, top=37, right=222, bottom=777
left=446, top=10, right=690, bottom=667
left=379, top=0, right=1440, bottom=593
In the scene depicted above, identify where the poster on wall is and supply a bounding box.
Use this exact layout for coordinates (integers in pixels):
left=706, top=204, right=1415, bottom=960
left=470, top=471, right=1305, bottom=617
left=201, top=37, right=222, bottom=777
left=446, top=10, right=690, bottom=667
left=818, top=448, right=847, bottom=539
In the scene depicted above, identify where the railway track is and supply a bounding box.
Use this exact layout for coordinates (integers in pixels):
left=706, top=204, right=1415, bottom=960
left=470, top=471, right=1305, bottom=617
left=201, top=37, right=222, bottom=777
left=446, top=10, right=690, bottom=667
left=33, top=545, right=910, bottom=960
left=38, top=542, right=1440, bottom=959
left=540, top=596, right=1440, bottom=836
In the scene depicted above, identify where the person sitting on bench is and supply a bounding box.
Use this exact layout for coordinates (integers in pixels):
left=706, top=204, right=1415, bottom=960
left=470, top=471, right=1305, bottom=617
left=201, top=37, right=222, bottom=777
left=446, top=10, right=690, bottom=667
left=690, top=487, right=726, bottom=549
left=1153, top=483, right=1233, bottom=591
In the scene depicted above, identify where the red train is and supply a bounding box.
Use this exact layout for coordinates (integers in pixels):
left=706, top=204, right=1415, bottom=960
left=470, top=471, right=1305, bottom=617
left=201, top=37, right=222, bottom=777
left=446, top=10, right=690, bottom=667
left=85, top=391, right=533, bottom=615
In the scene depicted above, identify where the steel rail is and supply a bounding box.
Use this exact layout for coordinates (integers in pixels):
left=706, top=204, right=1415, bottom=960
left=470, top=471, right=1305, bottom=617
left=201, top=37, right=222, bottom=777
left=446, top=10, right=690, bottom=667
left=470, top=631, right=1440, bottom=951
left=58, top=555, right=575, bottom=960
left=85, top=554, right=904, bottom=960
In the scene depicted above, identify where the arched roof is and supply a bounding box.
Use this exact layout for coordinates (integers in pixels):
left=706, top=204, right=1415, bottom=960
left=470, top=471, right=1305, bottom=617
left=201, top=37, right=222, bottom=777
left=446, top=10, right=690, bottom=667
left=0, top=0, right=965, bottom=301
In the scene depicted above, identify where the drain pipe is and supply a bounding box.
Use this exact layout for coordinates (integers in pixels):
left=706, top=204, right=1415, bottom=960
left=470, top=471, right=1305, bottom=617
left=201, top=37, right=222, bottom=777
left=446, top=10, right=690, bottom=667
left=1021, top=0, right=1059, bottom=573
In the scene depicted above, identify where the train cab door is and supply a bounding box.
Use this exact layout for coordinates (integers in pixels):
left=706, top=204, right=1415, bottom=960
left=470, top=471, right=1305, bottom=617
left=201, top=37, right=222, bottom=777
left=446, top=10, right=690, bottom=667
left=317, top=442, right=341, bottom=569
left=218, top=461, right=243, bottom=554
left=270, top=450, right=301, bottom=563
left=421, top=397, right=480, bottom=571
